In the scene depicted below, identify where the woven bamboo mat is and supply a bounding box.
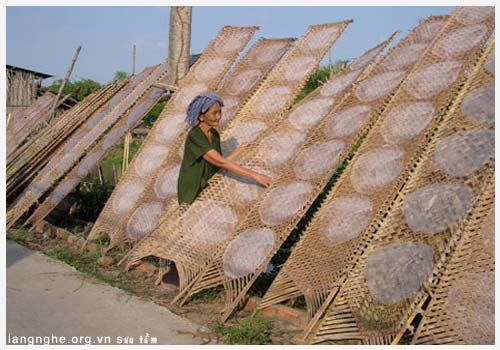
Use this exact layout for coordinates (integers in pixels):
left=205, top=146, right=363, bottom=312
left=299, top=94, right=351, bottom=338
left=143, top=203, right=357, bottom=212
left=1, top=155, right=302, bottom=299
left=7, top=92, right=55, bottom=158
left=260, top=14, right=452, bottom=319
left=6, top=83, right=123, bottom=197
left=263, top=8, right=494, bottom=334
left=6, top=64, right=160, bottom=228
left=24, top=61, right=170, bottom=228
left=87, top=37, right=295, bottom=251
left=86, top=26, right=259, bottom=249
left=312, top=26, right=494, bottom=345
left=118, top=22, right=397, bottom=316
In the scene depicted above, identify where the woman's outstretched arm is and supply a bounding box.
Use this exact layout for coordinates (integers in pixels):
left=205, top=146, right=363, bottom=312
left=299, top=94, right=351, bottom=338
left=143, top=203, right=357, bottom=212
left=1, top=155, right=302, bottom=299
left=203, top=149, right=272, bottom=187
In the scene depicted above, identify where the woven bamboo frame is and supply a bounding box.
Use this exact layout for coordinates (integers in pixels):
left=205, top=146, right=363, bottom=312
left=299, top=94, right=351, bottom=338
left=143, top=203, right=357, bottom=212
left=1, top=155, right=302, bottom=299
left=6, top=83, right=123, bottom=197
left=411, top=179, right=494, bottom=344
left=24, top=61, right=171, bottom=228
left=262, top=8, right=494, bottom=332
left=119, top=21, right=393, bottom=314
left=87, top=36, right=295, bottom=251
left=6, top=64, right=161, bottom=228
left=7, top=92, right=55, bottom=157
left=86, top=26, right=259, bottom=248
left=259, top=14, right=454, bottom=320
left=172, top=33, right=396, bottom=306
left=312, top=31, right=495, bottom=345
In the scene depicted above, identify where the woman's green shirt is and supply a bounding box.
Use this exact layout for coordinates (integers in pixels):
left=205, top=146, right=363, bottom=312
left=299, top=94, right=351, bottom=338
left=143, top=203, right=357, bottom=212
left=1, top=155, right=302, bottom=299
left=177, top=126, right=221, bottom=204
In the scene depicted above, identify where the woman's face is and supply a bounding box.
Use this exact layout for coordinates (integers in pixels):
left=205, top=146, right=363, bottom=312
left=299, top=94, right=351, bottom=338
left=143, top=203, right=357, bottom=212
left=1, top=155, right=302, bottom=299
left=200, top=102, right=222, bottom=127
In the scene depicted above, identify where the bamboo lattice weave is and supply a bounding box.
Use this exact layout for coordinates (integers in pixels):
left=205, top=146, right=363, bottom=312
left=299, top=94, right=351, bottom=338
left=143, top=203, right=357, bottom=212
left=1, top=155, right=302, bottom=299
left=262, top=8, right=494, bottom=329
left=6, top=65, right=160, bottom=228
left=6, top=83, right=123, bottom=196
left=119, top=22, right=398, bottom=314
left=7, top=92, right=55, bottom=158
left=87, top=37, right=295, bottom=250
left=118, top=23, right=346, bottom=270
left=312, top=29, right=494, bottom=345
left=259, top=15, right=452, bottom=319
left=25, top=61, right=171, bottom=227
left=87, top=26, right=259, bottom=249
left=412, top=179, right=494, bottom=344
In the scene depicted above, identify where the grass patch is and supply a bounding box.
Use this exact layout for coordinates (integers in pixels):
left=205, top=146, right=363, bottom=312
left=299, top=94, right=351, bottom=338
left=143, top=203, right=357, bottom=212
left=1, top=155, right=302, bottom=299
left=214, top=312, right=273, bottom=345
left=7, top=227, right=29, bottom=243
left=190, top=288, right=221, bottom=304
left=101, top=139, right=141, bottom=168
left=44, top=245, right=131, bottom=292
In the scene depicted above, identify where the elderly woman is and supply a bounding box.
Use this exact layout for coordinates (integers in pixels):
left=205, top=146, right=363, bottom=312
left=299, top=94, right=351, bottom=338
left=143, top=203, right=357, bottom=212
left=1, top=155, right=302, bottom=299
left=178, top=91, right=272, bottom=204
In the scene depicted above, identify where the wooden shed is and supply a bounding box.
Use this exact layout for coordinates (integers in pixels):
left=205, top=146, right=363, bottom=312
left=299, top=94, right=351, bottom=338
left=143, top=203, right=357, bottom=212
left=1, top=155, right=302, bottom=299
left=6, top=64, right=52, bottom=113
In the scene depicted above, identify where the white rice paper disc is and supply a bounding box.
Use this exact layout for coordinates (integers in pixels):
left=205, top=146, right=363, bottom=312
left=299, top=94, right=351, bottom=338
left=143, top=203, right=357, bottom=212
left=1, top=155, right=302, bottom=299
left=193, top=57, right=229, bottom=81
left=288, top=98, right=334, bottom=131
left=364, top=242, right=434, bottom=304
left=172, top=83, right=208, bottom=110
left=213, top=31, right=254, bottom=53
left=380, top=102, right=435, bottom=144
left=259, top=181, right=313, bottom=226
left=126, top=202, right=164, bottom=240
left=460, top=84, right=495, bottom=125
left=402, top=182, right=473, bottom=234
left=154, top=164, right=181, bottom=199
left=323, top=105, right=372, bottom=139
left=454, top=6, right=494, bottom=25
left=350, top=145, right=405, bottom=194
left=293, top=140, right=345, bottom=180
left=222, top=228, right=275, bottom=279
left=112, top=179, right=146, bottom=215
left=224, top=69, right=262, bottom=95
left=133, top=143, right=169, bottom=178
left=432, top=24, right=488, bottom=58
left=412, top=19, right=447, bottom=42
left=281, top=56, right=317, bottom=82
left=319, top=195, right=373, bottom=245
left=257, top=129, right=307, bottom=167
left=350, top=46, right=381, bottom=71
left=220, top=97, right=239, bottom=126
left=221, top=119, right=267, bottom=155
left=434, top=129, right=494, bottom=178
left=319, top=70, right=360, bottom=97
left=225, top=167, right=274, bottom=206
left=182, top=200, right=239, bottom=245
left=155, top=113, right=187, bottom=144
left=254, top=85, right=291, bottom=117
left=406, top=61, right=462, bottom=99
left=445, top=270, right=495, bottom=344
left=354, top=71, right=405, bottom=102
left=248, top=40, right=290, bottom=65
left=302, top=26, right=340, bottom=52
left=379, top=43, right=427, bottom=70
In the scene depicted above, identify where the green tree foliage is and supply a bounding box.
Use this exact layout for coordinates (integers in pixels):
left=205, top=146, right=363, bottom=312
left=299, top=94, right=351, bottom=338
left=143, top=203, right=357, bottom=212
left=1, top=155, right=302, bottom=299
left=143, top=101, right=166, bottom=128
left=294, top=59, right=350, bottom=103
left=113, top=70, right=129, bottom=82
left=45, top=78, right=102, bottom=101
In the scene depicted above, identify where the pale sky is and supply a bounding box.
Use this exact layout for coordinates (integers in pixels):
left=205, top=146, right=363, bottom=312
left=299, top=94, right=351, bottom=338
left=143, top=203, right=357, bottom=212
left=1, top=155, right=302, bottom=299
left=7, top=6, right=454, bottom=84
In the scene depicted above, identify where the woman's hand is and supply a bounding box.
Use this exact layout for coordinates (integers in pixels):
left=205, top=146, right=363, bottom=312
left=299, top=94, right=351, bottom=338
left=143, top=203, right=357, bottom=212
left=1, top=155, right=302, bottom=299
left=254, top=173, right=272, bottom=188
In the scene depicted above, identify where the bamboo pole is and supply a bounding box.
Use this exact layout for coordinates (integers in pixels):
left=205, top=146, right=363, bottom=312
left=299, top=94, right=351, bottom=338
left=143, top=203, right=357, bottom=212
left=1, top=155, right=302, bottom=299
left=48, top=45, right=81, bottom=122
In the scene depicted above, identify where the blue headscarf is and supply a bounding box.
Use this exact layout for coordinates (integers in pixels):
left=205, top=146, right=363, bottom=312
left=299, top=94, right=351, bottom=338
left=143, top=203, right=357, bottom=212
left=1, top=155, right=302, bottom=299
left=186, top=91, right=224, bottom=127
